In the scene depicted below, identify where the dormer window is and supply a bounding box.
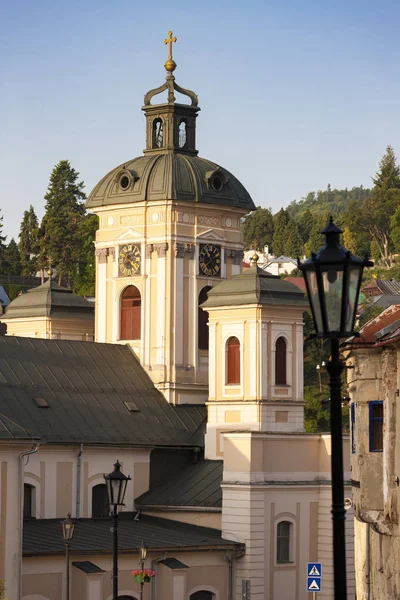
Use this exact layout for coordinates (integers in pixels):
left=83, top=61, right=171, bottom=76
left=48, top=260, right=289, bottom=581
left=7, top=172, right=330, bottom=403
left=211, top=175, right=223, bottom=192
left=153, top=119, right=163, bottom=148
left=178, top=120, right=187, bottom=148
left=120, top=175, right=130, bottom=190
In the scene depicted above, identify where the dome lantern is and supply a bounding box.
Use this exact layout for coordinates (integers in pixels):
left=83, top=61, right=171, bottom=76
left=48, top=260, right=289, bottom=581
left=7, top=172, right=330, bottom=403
left=142, top=31, right=200, bottom=156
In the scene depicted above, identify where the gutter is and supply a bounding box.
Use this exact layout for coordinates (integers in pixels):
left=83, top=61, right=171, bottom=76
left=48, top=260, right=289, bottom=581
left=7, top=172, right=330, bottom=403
left=151, top=553, right=167, bottom=600
left=139, top=505, right=221, bottom=513
left=18, top=442, right=40, bottom=600
left=76, top=444, right=83, bottom=518
left=226, top=547, right=246, bottom=600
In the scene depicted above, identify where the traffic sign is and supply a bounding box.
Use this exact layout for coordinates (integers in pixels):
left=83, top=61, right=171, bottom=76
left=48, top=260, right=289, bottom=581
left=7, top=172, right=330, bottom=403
left=308, top=563, right=322, bottom=577
left=307, top=562, right=322, bottom=593
left=307, top=578, right=321, bottom=591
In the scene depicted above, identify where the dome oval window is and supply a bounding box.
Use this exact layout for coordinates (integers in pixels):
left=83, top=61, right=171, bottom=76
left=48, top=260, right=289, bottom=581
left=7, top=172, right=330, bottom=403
left=211, top=175, right=223, bottom=192
left=120, top=175, right=130, bottom=190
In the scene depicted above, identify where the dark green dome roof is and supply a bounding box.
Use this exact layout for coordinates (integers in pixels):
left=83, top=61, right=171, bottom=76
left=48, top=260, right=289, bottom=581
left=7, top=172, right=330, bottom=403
left=87, top=153, right=254, bottom=211
left=3, top=279, right=94, bottom=320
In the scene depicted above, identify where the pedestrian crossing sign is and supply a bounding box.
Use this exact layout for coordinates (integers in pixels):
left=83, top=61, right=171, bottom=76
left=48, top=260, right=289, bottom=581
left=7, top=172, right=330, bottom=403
left=307, top=562, right=322, bottom=592
left=308, top=563, right=322, bottom=577
left=307, top=578, right=321, bottom=591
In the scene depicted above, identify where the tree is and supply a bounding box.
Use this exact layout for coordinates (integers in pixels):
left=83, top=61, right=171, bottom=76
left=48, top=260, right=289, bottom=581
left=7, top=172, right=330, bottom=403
left=241, top=207, right=274, bottom=251
left=40, top=160, right=86, bottom=285
left=19, top=205, right=39, bottom=276
left=272, top=208, right=290, bottom=255
left=4, top=239, right=21, bottom=275
left=353, top=146, right=400, bottom=267
left=72, top=213, right=98, bottom=296
left=304, top=214, right=327, bottom=256
left=0, top=210, right=7, bottom=273
left=298, top=209, right=314, bottom=245
left=283, top=219, right=303, bottom=257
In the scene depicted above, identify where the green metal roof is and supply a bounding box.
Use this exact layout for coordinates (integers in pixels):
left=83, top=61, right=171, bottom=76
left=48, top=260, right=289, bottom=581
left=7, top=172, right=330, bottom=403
left=87, top=153, right=255, bottom=211
left=202, top=264, right=308, bottom=308
left=3, top=279, right=94, bottom=320
left=136, top=459, right=223, bottom=509
left=0, top=336, right=205, bottom=447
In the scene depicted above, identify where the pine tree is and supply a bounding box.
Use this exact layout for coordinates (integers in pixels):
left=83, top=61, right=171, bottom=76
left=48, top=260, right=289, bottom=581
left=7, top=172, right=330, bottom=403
left=298, top=209, right=314, bottom=245
left=0, top=210, right=7, bottom=273
left=272, top=208, right=290, bottom=256
left=19, top=205, right=39, bottom=276
left=241, top=207, right=274, bottom=251
left=283, top=219, right=303, bottom=257
left=72, top=213, right=98, bottom=296
left=304, top=215, right=327, bottom=256
left=40, top=160, right=86, bottom=285
left=4, top=238, right=22, bottom=275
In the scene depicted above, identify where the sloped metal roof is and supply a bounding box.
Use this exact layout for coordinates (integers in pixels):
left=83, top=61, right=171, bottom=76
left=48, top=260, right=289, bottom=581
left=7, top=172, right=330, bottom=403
left=0, top=336, right=205, bottom=447
left=202, top=264, right=308, bottom=308
left=136, top=459, right=223, bottom=509
left=3, top=279, right=94, bottom=320
left=23, top=513, right=239, bottom=556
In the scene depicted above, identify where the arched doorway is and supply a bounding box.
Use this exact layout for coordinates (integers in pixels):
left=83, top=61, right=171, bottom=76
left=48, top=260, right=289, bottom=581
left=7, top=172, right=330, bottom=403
left=120, top=286, right=141, bottom=340
left=190, top=592, right=215, bottom=600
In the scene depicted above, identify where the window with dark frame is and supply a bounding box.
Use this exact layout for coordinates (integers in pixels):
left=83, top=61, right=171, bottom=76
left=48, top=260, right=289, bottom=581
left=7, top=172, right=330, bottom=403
left=351, top=403, right=356, bottom=454
left=120, top=285, right=141, bottom=340
left=275, top=337, right=287, bottom=385
left=92, top=483, right=109, bottom=518
left=226, top=337, right=240, bottom=385
left=276, top=520, right=292, bottom=563
left=369, top=401, right=383, bottom=452
left=198, top=286, right=212, bottom=350
left=23, top=483, right=35, bottom=519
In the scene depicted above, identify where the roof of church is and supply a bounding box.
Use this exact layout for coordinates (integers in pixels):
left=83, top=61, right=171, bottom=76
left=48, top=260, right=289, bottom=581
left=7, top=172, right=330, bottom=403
left=0, top=336, right=205, bottom=447
left=87, top=153, right=255, bottom=211
left=23, top=512, right=240, bottom=556
left=136, top=459, right=223, bottom=509
left=2, top=279, right=94, bottom=320
left=202, top=263, right=308, bottom=308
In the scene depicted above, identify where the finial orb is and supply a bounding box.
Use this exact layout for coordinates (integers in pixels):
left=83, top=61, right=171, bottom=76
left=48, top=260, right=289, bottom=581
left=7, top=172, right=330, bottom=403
left=250, top=252, right=259, bottom=264
left=47, top=268, right=53, bottom=278
left=164, top=58, right=177, bottom=72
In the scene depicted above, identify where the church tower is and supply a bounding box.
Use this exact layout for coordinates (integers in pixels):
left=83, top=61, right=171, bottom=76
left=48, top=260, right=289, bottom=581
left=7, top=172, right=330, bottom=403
left=87, top=32, right=255, bottom=404
left=202, top=255, right=308, bottom=459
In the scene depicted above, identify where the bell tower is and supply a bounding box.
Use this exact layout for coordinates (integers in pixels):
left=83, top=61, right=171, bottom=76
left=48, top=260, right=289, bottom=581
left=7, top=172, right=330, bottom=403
left=143, top=31, right=200, bottom=156
left=87, top=32, right=255, bottom=405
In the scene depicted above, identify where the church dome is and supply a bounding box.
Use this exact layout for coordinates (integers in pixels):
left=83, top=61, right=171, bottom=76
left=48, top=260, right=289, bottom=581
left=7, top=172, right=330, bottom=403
left=87, top=32, right=255, bottom=212
left=87, top=153, right=254, bottom=210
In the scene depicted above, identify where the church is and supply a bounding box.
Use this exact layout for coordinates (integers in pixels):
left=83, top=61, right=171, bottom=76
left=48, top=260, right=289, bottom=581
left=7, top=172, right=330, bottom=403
left=0, top=33, right=355, bottom=600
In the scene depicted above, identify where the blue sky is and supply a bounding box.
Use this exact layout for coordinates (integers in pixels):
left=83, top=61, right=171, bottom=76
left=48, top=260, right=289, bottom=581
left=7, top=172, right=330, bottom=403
left=1, top=0, right=400, bottom=239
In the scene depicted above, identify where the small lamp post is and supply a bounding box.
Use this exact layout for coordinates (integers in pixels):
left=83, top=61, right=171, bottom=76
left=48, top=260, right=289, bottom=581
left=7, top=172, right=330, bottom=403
left=104, top=460, right=131, bottom=600
left=316, top=361, right=326, bottom=391
left=139, top=542, right=147, bottom=600
left=61, top=512, right=75, bottom=600
left=299, top=217, right=372, bottom=600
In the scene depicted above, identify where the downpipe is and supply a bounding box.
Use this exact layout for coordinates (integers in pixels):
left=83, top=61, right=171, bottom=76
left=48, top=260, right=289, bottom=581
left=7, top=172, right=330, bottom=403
left=76, top=444, right=83, bottom=518
left=226, top=548, right=245, bottom=600
left=18, top=443, right=40, bottom=600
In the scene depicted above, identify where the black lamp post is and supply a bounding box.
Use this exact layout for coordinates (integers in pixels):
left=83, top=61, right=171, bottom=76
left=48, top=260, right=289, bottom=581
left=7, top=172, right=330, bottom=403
left=299, top=217, right=372, bottom=600
left=139, top=541, right=147, bottom=600
left=104, top=460, right=131, bottom=600
left=61, top=512, right=75, bottom=600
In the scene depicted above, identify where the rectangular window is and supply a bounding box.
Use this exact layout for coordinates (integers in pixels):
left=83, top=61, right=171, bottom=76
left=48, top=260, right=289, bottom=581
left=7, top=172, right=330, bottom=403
left=351, top=403, right=356, bottom=454
left=369, top=401, right=383, bottom=452
left=276, top=521, right=292, bottom=563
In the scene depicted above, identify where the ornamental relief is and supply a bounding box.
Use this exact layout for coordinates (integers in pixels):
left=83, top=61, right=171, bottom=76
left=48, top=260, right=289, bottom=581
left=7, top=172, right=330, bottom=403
left=175, top=212, right=195, bottom=224
left=120, top=214, right=143, bottom=225
left=198, top=215, right=220, bottom=226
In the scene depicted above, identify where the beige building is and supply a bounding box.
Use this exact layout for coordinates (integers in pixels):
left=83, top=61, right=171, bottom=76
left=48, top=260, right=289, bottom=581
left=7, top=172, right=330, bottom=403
left=344, top=305, right=400, bottom=599
left=1, top=277, right=94, bottom=341
left=0, top=33, right=356, bottom=600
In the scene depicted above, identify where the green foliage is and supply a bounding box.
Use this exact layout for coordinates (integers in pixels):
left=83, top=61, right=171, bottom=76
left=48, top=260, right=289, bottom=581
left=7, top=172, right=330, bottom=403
left=2, top=284, right=23, bottom=302
left=19, top=205, right=39, bottom=276
left=272, top=208, right=290, bottom=255
left=241, top=207, right=274, bottom=250
left=0, top=210, right=7, bottom=273
left=283, top=219, right=303, bottom=257
left=358, top=299, right=385, bottom=328
left=304, top=214, right=327, bottom=256
left=4, top=238, right=22, bottom=275
left=287, top=185, right=372, bottom=222
left=304, top=386, right=330, bottom=433
left=72, top=213, right=98, bottom=296
left=40, top=160, right=86, bottom=285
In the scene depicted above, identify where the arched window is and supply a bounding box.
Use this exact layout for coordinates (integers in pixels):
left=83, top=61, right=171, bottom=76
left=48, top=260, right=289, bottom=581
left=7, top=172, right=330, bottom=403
left=23, top=483, right=35, bottom=519
left=275, top=336, right=287, bottom=385
left=178, top=120, right=187, bottom=148
left=152, top=118, right=163, bottom=148
left=277, top=520, right=293, bottom=563
left=92, top=483, right=109, bottom=518
left=190, top=592, right=215, bottom=600
left=120, top=286, right=141, bottom=340
left=226, top=337, right=240, bottom=385
left=198, top=286, right=212, bottom=350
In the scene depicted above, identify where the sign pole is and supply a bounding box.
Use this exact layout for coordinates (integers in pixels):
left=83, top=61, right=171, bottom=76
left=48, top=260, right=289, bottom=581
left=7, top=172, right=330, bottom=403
left=313, top=593, right=316, bottom=600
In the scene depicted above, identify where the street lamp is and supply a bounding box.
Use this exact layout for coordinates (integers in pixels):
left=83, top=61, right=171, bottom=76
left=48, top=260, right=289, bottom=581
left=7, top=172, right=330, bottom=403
left=104, top=460, right=131, bottom=600
left=139, top=542, right=147, bottom=600
left=61, top=512, right=75, bottom=600
left=316, top=361, right=326, bottom=392
left=299, top=217, right=372, bottom=600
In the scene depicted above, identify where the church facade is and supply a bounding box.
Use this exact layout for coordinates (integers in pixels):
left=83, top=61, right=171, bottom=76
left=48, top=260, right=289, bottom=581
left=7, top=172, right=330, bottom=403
left=0, top=33, right=355, bottom=600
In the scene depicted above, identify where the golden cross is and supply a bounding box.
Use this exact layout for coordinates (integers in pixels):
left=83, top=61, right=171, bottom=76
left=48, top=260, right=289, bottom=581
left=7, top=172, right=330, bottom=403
left=164, top=30, right=177, bottom=61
